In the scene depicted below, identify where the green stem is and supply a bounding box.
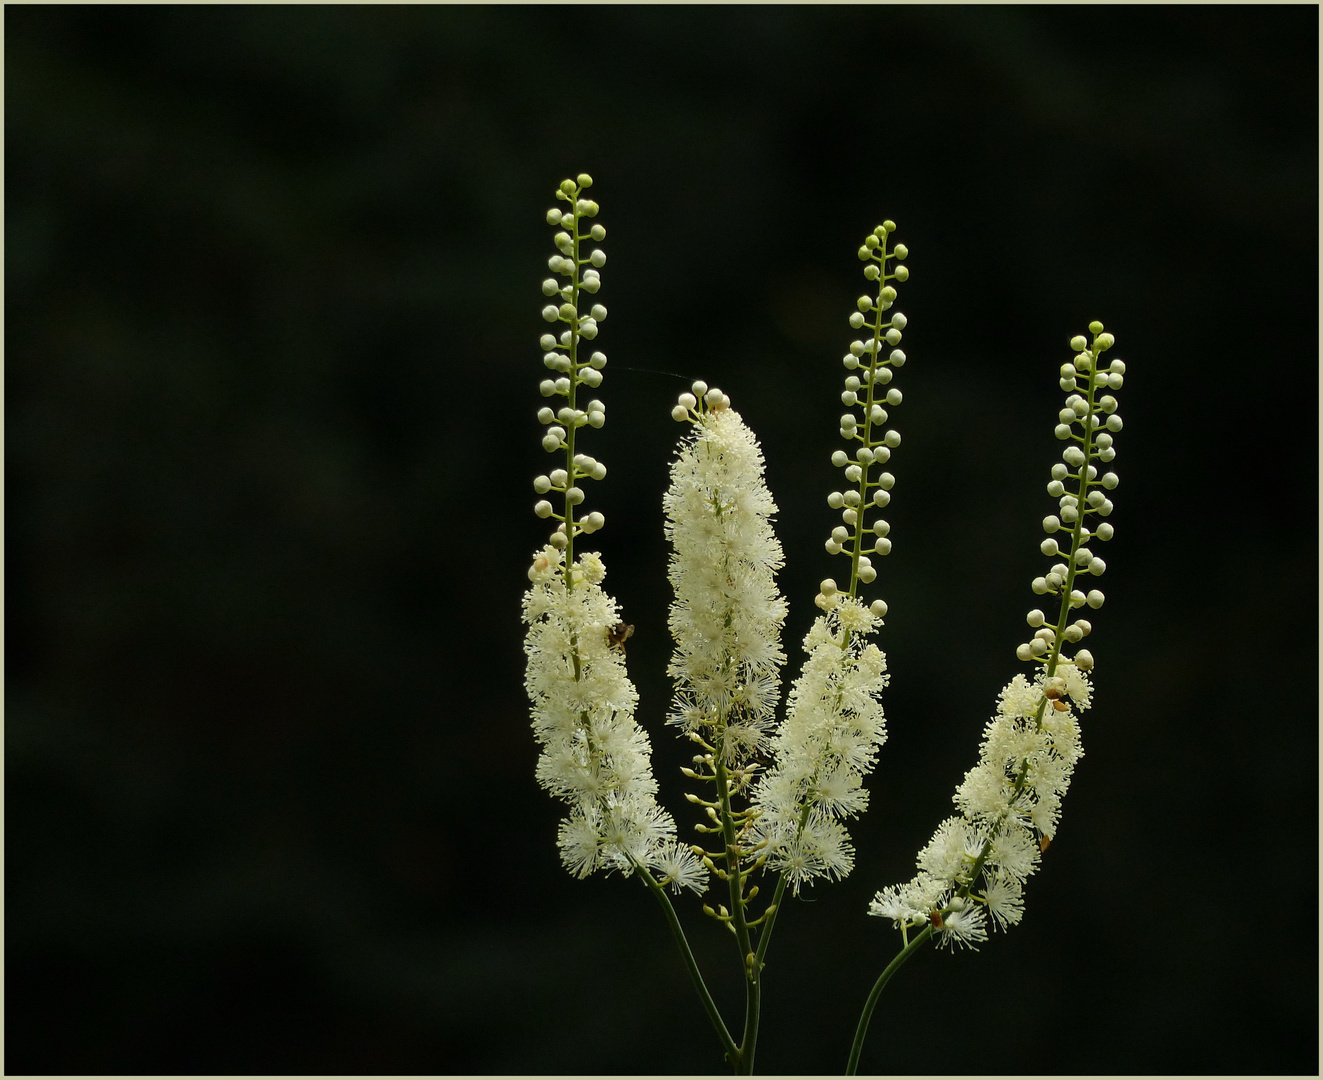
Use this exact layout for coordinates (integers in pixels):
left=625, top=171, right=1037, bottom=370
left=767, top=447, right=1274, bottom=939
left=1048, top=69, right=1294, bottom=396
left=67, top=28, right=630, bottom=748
left=632, top=857, right=740, bottom=1066
left=845, top=925, right=934, bottom=1075
left=713, top=756, right=759, bottom=1074
left=752, top=868, right=789, bottom=972
left=559, top=201, right=581, bottom=583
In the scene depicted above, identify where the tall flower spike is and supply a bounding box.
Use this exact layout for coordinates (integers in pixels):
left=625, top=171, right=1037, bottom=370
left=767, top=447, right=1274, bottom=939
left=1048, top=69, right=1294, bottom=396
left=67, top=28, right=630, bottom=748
left=664, top=385, right=786, bottom=895
left=524, top=176, right=703, bottom=895
left=870, top=323, right=1123, bottom=949
left=749, top=223, right=908, bottom=894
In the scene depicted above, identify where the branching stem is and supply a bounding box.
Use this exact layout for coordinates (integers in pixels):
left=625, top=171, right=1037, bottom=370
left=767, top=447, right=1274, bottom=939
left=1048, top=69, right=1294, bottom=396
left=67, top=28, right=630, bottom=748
left=631, top=857, right=739, bottom=1066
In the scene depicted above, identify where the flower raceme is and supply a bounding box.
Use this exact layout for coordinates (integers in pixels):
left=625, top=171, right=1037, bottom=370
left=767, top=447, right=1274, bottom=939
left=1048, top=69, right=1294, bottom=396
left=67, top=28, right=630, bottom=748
left=665, top=385, right=787, bottom=781
left=869, top=323, right=1123, bottom=951
left=867, top=665, right=1090, bottom=950
left=749, top=597, right=889, bottom=892
left=748, top=222, right=909, bottom=895
left=663, top=386, right=789, bottom=928
left=523, top=175, right=704, bottom=895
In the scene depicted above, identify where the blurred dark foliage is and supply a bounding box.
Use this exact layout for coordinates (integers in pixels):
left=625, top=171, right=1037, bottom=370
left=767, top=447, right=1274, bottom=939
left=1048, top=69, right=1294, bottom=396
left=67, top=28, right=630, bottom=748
left=5, top=5, right=1317, bottom=1074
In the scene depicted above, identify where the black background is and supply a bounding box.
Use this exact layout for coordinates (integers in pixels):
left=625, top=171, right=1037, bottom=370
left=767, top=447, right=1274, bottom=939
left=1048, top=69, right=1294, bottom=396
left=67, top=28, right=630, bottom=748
left=6, top=5, right=1318, bottom=1074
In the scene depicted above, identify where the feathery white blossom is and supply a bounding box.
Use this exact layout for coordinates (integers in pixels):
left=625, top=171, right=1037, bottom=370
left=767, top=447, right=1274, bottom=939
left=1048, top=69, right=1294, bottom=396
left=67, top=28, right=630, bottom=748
left=524, top=544, right=706, bottom=892
left=664, top=392, right=787, bottom=768
left=750, top=596, right=889, bottom=893
left=870, top=665, right=1088, bottom=939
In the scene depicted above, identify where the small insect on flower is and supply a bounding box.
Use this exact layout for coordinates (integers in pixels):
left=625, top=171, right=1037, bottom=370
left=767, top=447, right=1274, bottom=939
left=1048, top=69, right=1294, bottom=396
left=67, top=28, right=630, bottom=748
left=607, top=621, right=635, bottom=652
left=929, top=909, right=944, bottom=930
left=1039, top=834, right=1051, bottom=854
left=1042, top=678, right=1070, bottom=712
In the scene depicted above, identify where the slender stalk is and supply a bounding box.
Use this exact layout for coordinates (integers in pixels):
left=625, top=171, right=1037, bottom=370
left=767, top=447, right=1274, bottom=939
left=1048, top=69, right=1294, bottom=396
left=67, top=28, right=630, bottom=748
left=631, top=857, right=740, bottom=1066
left=739, top=948, right=761, bottom=1076
left=751, top=795, right=809, bottom=969
left=558, top=204, right=581, bottom=584
left=713, top=755, right=760, bottom=1074
left=845, top=924, right=934, bottom=1075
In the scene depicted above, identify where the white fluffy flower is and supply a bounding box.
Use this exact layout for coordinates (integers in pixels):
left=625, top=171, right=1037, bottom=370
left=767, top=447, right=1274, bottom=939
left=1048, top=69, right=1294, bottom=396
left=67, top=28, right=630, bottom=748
left=652, top=840, right=710, bottom=894
left=524, top=548, right=706, bottom=891
left=663, top=406, right=787, bottom=765
left=871, top=665, right=1091, bottom=933
left=751, top=597, right=889, bottom=892
left=868, top=871, right=947, bottom=927
left=937, top=900, right=988, bottom=951
left=981, top=871, right=1026, bottom=929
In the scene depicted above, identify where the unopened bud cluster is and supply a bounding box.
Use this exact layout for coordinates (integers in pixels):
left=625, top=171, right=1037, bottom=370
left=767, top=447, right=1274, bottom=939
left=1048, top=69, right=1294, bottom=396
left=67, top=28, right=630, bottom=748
left=533, top=174, right=611, bottom=554
left=670, top=379, right=733, bottom=422
left=822, top=223, right=909, bottom=611
left=1016, top=323, right=1124, bottom=671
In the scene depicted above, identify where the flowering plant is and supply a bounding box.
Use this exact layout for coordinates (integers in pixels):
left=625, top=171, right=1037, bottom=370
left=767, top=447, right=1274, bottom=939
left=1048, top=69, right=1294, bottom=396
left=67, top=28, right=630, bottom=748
left=522, top=174, right=1127, bottom=1074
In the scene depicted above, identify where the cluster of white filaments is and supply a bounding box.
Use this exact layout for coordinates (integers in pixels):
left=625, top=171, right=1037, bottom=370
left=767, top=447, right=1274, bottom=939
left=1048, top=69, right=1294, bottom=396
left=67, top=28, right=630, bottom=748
left=664, top=385, right=786, bottom=907
left=744, top=223, right=909, bottom=895
left=869, top=666, right=1090, bottom=950
left=666, top=384, right=786, bottom=765
left=525, top=548, right=705, bottom=892
left=750, top=597, right=889, bottom=893
left=870, top=323, right=1123, bottom=950
left=524, top=176, right=705, bottom=895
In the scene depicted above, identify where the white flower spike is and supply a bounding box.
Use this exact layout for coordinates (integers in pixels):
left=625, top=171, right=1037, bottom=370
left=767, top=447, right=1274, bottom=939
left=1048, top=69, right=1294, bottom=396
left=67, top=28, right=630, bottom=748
left=750, top=222, right=909, bottom=895
left=663, top=385, right=785, bottom=912
left=523, top=176, right=703, bottom=895
left=870, top=323, right=1123, bottom=948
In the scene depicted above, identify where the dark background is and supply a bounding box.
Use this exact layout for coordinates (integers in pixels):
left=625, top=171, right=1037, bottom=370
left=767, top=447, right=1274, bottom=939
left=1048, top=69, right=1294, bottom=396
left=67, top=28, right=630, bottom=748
left=6, top=5, right=1318, bottom=1074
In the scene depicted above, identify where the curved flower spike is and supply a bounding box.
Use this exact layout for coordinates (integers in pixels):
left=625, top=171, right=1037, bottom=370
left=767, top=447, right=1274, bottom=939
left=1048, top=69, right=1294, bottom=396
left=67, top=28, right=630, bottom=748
left=870, top=323, right=1123, bottom=947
